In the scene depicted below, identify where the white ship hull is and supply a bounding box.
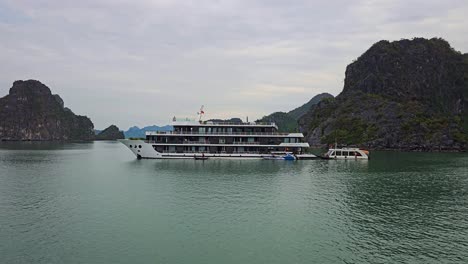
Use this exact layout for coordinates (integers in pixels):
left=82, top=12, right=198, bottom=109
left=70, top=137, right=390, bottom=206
left=120, top=117, right=313, bottom=160
left=119, top=139, right=315, bottom=160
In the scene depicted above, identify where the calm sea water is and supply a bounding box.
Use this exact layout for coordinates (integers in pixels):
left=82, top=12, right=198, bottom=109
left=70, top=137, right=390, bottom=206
left=0, top=141, right=467, bottom=264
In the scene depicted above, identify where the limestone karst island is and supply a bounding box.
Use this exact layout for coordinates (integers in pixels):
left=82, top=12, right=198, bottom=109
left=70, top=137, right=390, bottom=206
left=0, top=80, right=123, bottom=141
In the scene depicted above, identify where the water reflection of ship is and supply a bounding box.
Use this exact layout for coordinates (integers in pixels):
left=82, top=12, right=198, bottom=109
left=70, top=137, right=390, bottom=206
left=130, top=159, right=285, bottom=176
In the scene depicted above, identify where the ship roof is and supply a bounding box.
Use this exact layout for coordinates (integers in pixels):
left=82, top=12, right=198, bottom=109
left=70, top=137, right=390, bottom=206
left=171, top=119, right=277, bottom=128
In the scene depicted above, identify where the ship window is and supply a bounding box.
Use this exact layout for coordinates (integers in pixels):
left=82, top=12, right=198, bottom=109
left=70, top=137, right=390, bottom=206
left=336, top=151, right=342, bottom=156
left=356, top=152, right=362, bottom=156
left=129, top=145, right=132, bottom=148
left=349, top=151, right=355, bottom=156
left=139, top=145, right=142, bottom=148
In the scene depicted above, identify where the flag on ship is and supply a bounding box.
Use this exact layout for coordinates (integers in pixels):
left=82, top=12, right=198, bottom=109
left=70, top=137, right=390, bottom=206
left=197, top=105, right=205, bottom=115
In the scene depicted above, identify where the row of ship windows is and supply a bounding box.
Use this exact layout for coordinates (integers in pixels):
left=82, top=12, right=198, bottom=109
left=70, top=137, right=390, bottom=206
left=176, top=128, right=273, bottom=133
left=330, top=151, right=362, bottom=157
left=149, top=137, right=300, bottom=143
left=129, top=145, right=142, bottom=149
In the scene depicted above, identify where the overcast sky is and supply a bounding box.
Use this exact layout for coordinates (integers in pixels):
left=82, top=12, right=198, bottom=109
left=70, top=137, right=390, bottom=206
left=0, top=0, right=467, bottom=129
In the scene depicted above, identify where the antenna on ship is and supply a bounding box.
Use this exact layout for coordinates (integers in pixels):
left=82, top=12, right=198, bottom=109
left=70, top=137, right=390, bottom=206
left=197, top=105, right=205, bottom=122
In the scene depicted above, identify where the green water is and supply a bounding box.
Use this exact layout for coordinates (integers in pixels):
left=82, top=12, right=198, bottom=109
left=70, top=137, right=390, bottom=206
left=0, top=141, right=467, bottom=264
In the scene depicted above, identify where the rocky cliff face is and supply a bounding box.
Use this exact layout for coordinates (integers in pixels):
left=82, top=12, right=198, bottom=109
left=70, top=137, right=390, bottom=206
left=299, top=38, right=468, bottom=151
left=95, top=125, right=125, bottom=140
left=259, top=93, right=334, bottom=132
left=0, top=80, right=95, bottom=141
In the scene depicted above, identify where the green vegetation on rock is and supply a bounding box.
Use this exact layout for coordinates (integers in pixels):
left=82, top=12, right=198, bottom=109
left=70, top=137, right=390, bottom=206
left=259, top=93, right=333, bottom=132
left=288, top=93, right=334, bottom=120
left=259, top=112, right=298, bottom=132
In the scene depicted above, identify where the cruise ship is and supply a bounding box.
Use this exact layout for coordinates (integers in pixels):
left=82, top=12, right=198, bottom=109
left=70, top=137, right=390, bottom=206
left=120, top=111, right=313, bottom=160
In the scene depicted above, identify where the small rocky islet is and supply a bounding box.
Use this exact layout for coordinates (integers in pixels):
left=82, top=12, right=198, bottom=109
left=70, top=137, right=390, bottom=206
left=94, top=125, right=125, bottom=140
left=0, top=37, right=467, bottom=151
left=0, top=80, right=123, bottom=141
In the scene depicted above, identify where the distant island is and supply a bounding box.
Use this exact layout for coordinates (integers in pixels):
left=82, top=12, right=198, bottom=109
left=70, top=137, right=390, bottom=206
left=0, top=80, right=124, bottom=141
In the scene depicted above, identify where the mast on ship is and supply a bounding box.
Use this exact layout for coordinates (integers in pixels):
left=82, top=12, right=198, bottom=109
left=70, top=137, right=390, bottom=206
left=197, top=105, right=205, bottom=122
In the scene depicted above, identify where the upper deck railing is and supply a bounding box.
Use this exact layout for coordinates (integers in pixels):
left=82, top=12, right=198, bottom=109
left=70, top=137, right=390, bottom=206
left=146, top=141, right=263, bottom=145
left=171, top=119, right=277, bottom=128
left=146, top=131, right=299, bottom=136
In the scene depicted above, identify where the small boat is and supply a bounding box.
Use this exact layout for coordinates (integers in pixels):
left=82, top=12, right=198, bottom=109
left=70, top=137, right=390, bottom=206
left=263, top=153, right=297, bottom=160
left=322, top=148, right=369, bottom=160
left=283, top=153, right=296, bottom=160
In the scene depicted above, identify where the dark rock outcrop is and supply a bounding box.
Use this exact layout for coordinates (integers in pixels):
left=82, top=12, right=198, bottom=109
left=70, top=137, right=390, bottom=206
left=0, top=80, right=95, bottom=141
left=288, top=93, right=334, bottom=120
left=259, top=93, right=334, bottom=132
left=95, top=125, right=124, bottom=140
left=299, top=38, right=468, bottom=151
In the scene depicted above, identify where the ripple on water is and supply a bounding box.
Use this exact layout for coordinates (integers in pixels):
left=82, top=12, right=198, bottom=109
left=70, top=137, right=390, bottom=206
left=1, top=142, right=468, bottom=263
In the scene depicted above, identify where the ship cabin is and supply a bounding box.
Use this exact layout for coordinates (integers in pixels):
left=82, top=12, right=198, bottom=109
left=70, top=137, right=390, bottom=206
left=145, top=118, right=309, bottom=155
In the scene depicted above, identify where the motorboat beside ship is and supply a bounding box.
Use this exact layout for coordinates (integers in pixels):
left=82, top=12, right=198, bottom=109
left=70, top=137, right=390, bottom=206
left=322, top=148, right=370, bottom=160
